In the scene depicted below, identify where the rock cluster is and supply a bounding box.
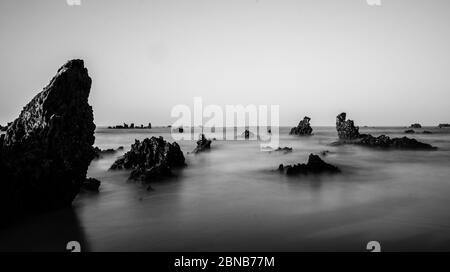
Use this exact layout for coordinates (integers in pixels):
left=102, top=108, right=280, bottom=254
left=0, top=60, right=96, bottom=214
left=336, top=113, right=435, bottom=150
left=193, top=134, right=212, bottom=153
left=410, top=123, right=422, bottom=129
left=290, top=116, right=313, bottom=135
left=278, top=154, right=340, bottom=175
left=108, top=123, right=152, bottom=129
left=404, top=129, right=415, bottom=134
left=438, top=124, right=450, bottom=128
left=110, top=137, right=186, bottom=182
left=336, top=113, right=360, bottom=140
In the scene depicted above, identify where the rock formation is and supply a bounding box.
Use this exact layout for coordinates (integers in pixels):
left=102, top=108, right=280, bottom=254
left=438, top=124, right=450, bottom=128
left=410, top=123, right=422, bottom=129
left=110, top=137, right=186, bottom=182
left=336, top=113, right=360, bottom=140
left=336, top=113, right=435, bottom=150
left=193, top=134, right=212, bottom=153
left=93, top=146, right=124, bottom=159
left=0, top=59, right=96, bottom=215
left=290, top=116, right=313, bottom=135
left=278, top=154, right=340, bottom=175
left=404, top=129, right=415, bottom=134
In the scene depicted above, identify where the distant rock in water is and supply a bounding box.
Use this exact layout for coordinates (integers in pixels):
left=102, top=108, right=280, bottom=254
left=335, top=112, right=436, bottom=150
left=193, top=134, right=212, bottom=153
left=242, top=130, right=254, bottom=139
left=269, top=147, right=293, bottom=153
left=178, top=127, right=184, bottom=133
left=423, top=131, right=433, bottom=134
left=438, top=124, right=450, bottom=128
left=410, top=123, right=422, bottom=129
left=278, top=154, right=340, bottom=175
left=108, top=123, right=152, bottom=129
left=404, top=129, right=415, bottom=134
left=336, top=113, right=360, bottom=140
left=0, top=59, right=96, bottom=215
left=290, top=116, right=313, bottom=136
left=110, top=137, right=186, bottom=182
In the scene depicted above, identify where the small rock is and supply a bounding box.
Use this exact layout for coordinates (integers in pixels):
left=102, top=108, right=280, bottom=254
left=404, top=129, right=415, bottom=134
left=193, top=134, right=212, bottom=153
left=83, top=178, right=101, bottom=192
left=279, top=154, right=340, bottom=176
left=410, top=123, right=422, bottom=129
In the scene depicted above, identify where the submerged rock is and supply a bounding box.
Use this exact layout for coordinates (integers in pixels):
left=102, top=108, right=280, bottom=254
left=82, top=178, right=101, bottom=192
left=404, top=129, right=415, bottom=134
left=279, top=154, right=340, bottom=175
left=335, top=113, right=435, bottom=150
left=0, top=59, right=96, bottom=213
left=110, top=137, right=186, bottom=182
left=423, top=131, right=433, bottom=134
left=290, top=116, right=313, bottom=136
left=193, top=134, right=212, bottom=153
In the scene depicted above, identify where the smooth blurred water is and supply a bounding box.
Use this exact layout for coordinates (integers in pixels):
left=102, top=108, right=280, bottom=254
left=2, top=126, right=450, bottom=251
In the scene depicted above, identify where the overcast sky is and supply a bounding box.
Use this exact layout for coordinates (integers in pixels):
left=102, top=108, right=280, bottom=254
left=1, top=0, right=449, bottom=126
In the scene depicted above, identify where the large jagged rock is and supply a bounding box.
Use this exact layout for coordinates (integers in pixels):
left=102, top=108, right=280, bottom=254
left=193, top=134, right=212, bottom=153
left=290, top=116, right=313, bottom=135
left=0, top=59, right=96, bottom=215
left=110, top=137, right=186, bottom=182
left=278, top=154, right=340, bottom=175
left=335, top=113, right=435, bottom=150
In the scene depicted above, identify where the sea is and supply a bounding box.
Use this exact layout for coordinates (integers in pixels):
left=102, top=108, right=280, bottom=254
left=1, top=126, right=450, bottom=251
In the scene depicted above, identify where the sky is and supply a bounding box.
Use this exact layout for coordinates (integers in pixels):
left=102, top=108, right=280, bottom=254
left=0, top=0, right=449, bottom=126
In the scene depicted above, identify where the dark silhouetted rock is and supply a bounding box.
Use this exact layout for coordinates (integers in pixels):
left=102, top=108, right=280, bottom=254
left=336, top=112, right=360, bottom=140
left=410, top=123, right=422, bottom=129
left=423, top=131, right=433, bottom=134
left=404, top=129, right=415, bottom=134
left=93, top=146, right=124, bottom=159
left=193, top=134, right=212, bottom=153
left=290, top=116, right=313, bottom=135
left=279, top=154, right=340, bottom=175
left=110, top=137, right=186, bottom=182
left=178, top=127, right=184, bottom=133
left=438, top=124, right=450, bottom=128
left=82, top=178, right=101, bottom=192
left=335, top=113, right=435, bottom=150
left=0, top=59, right=96, bottom=214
